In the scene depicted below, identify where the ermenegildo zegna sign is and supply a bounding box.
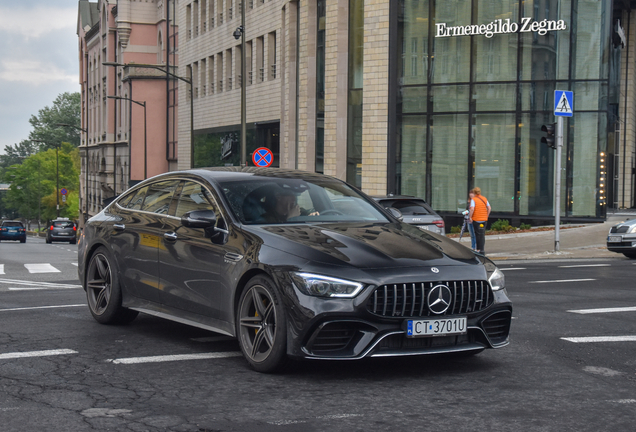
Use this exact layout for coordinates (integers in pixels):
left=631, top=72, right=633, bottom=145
left=435, top=18, right=567, bottom=38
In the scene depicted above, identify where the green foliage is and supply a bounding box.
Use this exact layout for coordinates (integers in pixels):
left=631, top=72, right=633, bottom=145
left=520, top=223, right=532, bottom=230
left=28, top=92, right=82, bottom=151
left=450, top=226, right=461, bottom=234
left=490, top=219, right=514, bottom=232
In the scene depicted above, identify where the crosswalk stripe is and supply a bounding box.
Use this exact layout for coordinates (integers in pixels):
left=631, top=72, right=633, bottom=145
left=24, top=264, right=60, bottom=274
left=0, top=264, right=4, bottom=275
left=568, top=306, right=636, bottom=314
left=108, top=352, right=243, bottom=364
left=0, top=349, right=78, bottom=360
left=0, top=278, right=81, bottom=289
left=561, top=336, right=636, bottom=343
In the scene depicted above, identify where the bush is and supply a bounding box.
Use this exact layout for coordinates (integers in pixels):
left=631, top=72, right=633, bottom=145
left=450, top=225, right=461, bottom=234
left=520, top=223, right=532, bottom=230
left=490, top=219, right=514, bottom=232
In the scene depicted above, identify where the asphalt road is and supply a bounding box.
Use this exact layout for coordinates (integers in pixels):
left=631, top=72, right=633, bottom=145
left=1, top=239, right=635, bottom=431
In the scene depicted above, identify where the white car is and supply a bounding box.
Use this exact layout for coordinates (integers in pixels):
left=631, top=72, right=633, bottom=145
left=607, top=218, right=636, bottom=259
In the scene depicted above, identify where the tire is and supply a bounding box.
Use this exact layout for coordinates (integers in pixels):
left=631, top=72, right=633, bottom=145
left=623, top=252, right=636, bottom=259
left=70, top=238, right=77, bottom=245
left=85, top=246, right=138, bottom=325
left=236, top=275, right=289, bottom=373
left=46, top=237, right=51, bottom=244
left=20, top=238, right=26, bottom=243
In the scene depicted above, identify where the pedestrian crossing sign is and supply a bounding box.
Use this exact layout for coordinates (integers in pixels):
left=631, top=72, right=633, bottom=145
left=554, top=90, right=573, bottom=117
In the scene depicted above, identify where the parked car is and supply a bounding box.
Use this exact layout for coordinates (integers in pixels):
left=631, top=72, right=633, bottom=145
left=46, top=218, right=77, bottom=244
left=0, top=220, right=26, bottom=243
left=372, top=195, right=446, bottom=236
left=78, top=168, right=512, bottom=372
left=606, top=218, right=636, bottom=258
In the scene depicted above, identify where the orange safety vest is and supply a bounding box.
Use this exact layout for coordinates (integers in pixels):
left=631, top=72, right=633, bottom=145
left=472, top=195, right=489, bottom=221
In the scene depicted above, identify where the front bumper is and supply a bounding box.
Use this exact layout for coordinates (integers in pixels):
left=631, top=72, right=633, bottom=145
left=284, top=281, right=512, bottom=360
left=606, top=234, right=636, bottom=253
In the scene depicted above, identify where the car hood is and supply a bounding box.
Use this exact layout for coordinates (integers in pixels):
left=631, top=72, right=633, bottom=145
left=247, top=222, right=477, bottom=269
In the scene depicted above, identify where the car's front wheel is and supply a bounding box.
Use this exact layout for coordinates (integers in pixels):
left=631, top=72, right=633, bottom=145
left=85, top=246, right=138, bottom=325
left=236, top=275, right=288, bottom=373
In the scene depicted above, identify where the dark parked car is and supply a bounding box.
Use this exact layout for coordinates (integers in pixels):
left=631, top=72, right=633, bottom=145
left=78, top=168, right=512, bottom=372
left=47, top=218, right=77, bottom=244
left=607, top=218, right=636, bottom=258
left=0, top=220, right=26, bottom=243
left=372, top=195, right=445, bottom=235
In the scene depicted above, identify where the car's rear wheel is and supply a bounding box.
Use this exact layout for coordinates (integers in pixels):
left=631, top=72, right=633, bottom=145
left=20, top=239, right=25, bottom=243
left=623, top=252, right=636, bottom=259
left=86, top=246, right=138, bottom=325
left=70, top=238, right=76, bottom=245
left=46, top=237, right=51, bottom=244
left=236, top=275, right=288, bottom=373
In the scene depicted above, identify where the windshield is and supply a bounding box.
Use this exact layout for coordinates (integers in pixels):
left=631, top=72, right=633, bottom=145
left=2, top=221, right=23, bottom=228
left=219, top=178, right=389, bottom=225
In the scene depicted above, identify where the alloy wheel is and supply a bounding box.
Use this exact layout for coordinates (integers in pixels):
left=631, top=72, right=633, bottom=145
left=86, top=253, right=112, bottom=316
left=238, top=285, right=278, bottom=363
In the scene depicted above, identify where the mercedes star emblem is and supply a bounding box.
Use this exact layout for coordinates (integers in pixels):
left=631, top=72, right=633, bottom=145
left=428, top=284, right=452, bottom=314
left=431, top=267, right=439, bottom=273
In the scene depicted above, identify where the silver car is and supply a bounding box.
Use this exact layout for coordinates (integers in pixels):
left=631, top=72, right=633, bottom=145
left=372, top=195, right=445, bottom=236
left=607, top=218, right=636, bottom=259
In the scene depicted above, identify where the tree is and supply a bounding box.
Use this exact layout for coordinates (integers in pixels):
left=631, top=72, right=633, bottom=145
left=28, top=92, right=81, bottom=151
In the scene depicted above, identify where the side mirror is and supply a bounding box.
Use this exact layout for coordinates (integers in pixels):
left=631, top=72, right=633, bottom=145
left=388, top=207, right=404, bottom=222
left=181, top=210, right=217, bottom=228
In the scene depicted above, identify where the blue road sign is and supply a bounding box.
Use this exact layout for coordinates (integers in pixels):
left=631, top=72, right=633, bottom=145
left=252, top=147, right=273, bottom=167
left=60, top=188, right=68, bottom=195
left=554, top=90, right=573, bottom=117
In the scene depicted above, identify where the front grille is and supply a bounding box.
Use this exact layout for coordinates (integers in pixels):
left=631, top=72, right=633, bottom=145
left=610, top=226, right=629, bottom=233
left=482, top=311, right=511, bottom=344
left=309, top=322, right=357, bottom=353
left=367, top=280, right=493, bottom=318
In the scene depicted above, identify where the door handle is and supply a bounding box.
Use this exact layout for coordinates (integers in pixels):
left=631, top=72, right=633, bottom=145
left=164, top=232, right=178, bottom=241
left=113, top=224, right=125, bottom=231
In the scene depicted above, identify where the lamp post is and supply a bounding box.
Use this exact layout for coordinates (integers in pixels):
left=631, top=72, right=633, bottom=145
left=234, top=4, right=247, bottom=166
left=32, top=139, right=60, bottom=218
left=102, top=62, right=194, bottom=169
left=108, top=96, right=147, bottom=179
left=55, top=123, right=88, bottom=225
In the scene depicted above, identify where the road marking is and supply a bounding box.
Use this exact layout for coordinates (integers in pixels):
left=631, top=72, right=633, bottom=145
left=9, top=286, right=82, bottom=291
left=529, top=278, right=595, bottom=284
left=561, top=336, right=636, bottom=343
left=568, top=306, right=636, bottom=314
left=24, top=264, right=60, bottom=273
left=71, top=263, right=78, bottom=267
left=108, top=351, right=243, bottom=364
left=501, top=268, right=526, bottom=271
left=0, top=278, right=81, bottom=289
left=558, top=264, right=611, bottom=268
left=0, top=349, right=78, bottom=360
left=0, top=264, right=4, bottom=275
left=0, top=304, right=85, bottom=312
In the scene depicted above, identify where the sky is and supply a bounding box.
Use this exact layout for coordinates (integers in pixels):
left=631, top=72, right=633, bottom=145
left=0, top=0, right=80, bottom=154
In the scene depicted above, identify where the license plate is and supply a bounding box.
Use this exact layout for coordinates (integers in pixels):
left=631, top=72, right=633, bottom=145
left=406, top=317, right=467, bottom=338
left=608, top=236, right=622, bottom=243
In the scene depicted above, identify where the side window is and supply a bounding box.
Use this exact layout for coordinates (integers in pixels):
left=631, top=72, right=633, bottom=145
left=174, top=181, right=216, bottom=218
left=127, top=186, right=149, bottom=210
left=141, top=180, right=180, bottom=214
left=117, top=190, right=136, bottom=208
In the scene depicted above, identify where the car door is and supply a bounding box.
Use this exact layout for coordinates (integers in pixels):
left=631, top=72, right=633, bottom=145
left=159, top=180, right=228, bottom=320
left=109, top=180, right=180, bottom=304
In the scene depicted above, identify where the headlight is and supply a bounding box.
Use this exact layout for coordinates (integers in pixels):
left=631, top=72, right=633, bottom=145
left=291, top=272, right=364, bottom=298
left=488, top=267, right=505, bottom=291
left=630, top=225, right=636, bottom=234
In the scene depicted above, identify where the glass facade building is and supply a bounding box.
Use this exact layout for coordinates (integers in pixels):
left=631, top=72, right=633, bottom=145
left=393, top=0, right=619, bottom=220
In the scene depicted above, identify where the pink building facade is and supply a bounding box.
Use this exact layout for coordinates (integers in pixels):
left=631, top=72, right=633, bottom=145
left=77, top=0, right=178, bottom=223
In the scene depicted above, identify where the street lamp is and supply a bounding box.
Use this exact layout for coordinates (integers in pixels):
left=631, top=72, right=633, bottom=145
left=234, top=3, right=247, bottom=166
left=102, top=61, right=195, bottom=169
left=108, top=96, right=147, bottom=179
left=31, top=139, right=60, bottom=218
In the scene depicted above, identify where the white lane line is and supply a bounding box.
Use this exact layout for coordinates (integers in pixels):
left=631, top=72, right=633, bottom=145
left=0, top=264, right=4, bottom=275
left=0, top=349, right=78, bottom=360
left=0, top=278, right=81, bottom=289
left=501, top=268, right=526, bottom=271
left=71, top=263, right=78, bottom=267
left=108, top=351, right=242, bottom=364
left=558, top=264, right=611, bottom=268
left=568, top=306, right=636, bottom=314
left=529, top=278, right=595, bottom=284
left=0, top=304, right=85, bottom=312
left=9, top=286, right=82, bottom=291
left=24, top=264, right=60, bottom=274
left=561, top=336, right=636, bottom=343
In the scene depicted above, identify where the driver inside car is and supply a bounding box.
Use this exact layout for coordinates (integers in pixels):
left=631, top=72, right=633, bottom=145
left=262, top=190, right=318, bottom=223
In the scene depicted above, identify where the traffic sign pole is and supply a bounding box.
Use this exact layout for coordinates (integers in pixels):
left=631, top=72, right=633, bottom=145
left=555, top=116, right=563, bottom=252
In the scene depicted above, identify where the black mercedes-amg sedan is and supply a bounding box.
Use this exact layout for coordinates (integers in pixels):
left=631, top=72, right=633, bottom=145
left=78, top=167, right=512, bottom=372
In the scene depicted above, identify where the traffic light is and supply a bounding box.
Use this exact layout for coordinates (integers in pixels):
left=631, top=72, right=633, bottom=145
left=541, top=123, right=556, bottom=149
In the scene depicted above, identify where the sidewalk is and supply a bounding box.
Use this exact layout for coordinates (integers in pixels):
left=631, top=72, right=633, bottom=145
left=451, top=209, right=636, bottom=262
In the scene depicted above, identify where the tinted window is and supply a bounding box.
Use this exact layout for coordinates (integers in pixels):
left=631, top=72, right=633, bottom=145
left=127, top=186, right=149, bottom=210
left=174, top=181, right=216, bottom=218
left=2, top=221, right=23, bottom=228
left=379, top=199, right=432, bottom=216
left=141, top=181, right=180, bottom=214
left=53, top=221, right=74, bottom=228
left=219, top=177, right=388, bottom=224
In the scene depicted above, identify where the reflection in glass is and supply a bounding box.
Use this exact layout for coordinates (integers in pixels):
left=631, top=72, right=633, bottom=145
left=571, top=112, right=600, bottom=216
left=473, top=0, right=518, bottom=82
left=431, top=115, right=468, bottom=212
left=473, top=114, right=516, bottom=212
left=519, top=114, right=554, bottom=216
left=433, top=85, right=469, bottom=112
left=433, top=0, right=471, bottom=84
left=474, top=84, right=516, bottom=111
left=398, top=116, right=427, bottom=199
